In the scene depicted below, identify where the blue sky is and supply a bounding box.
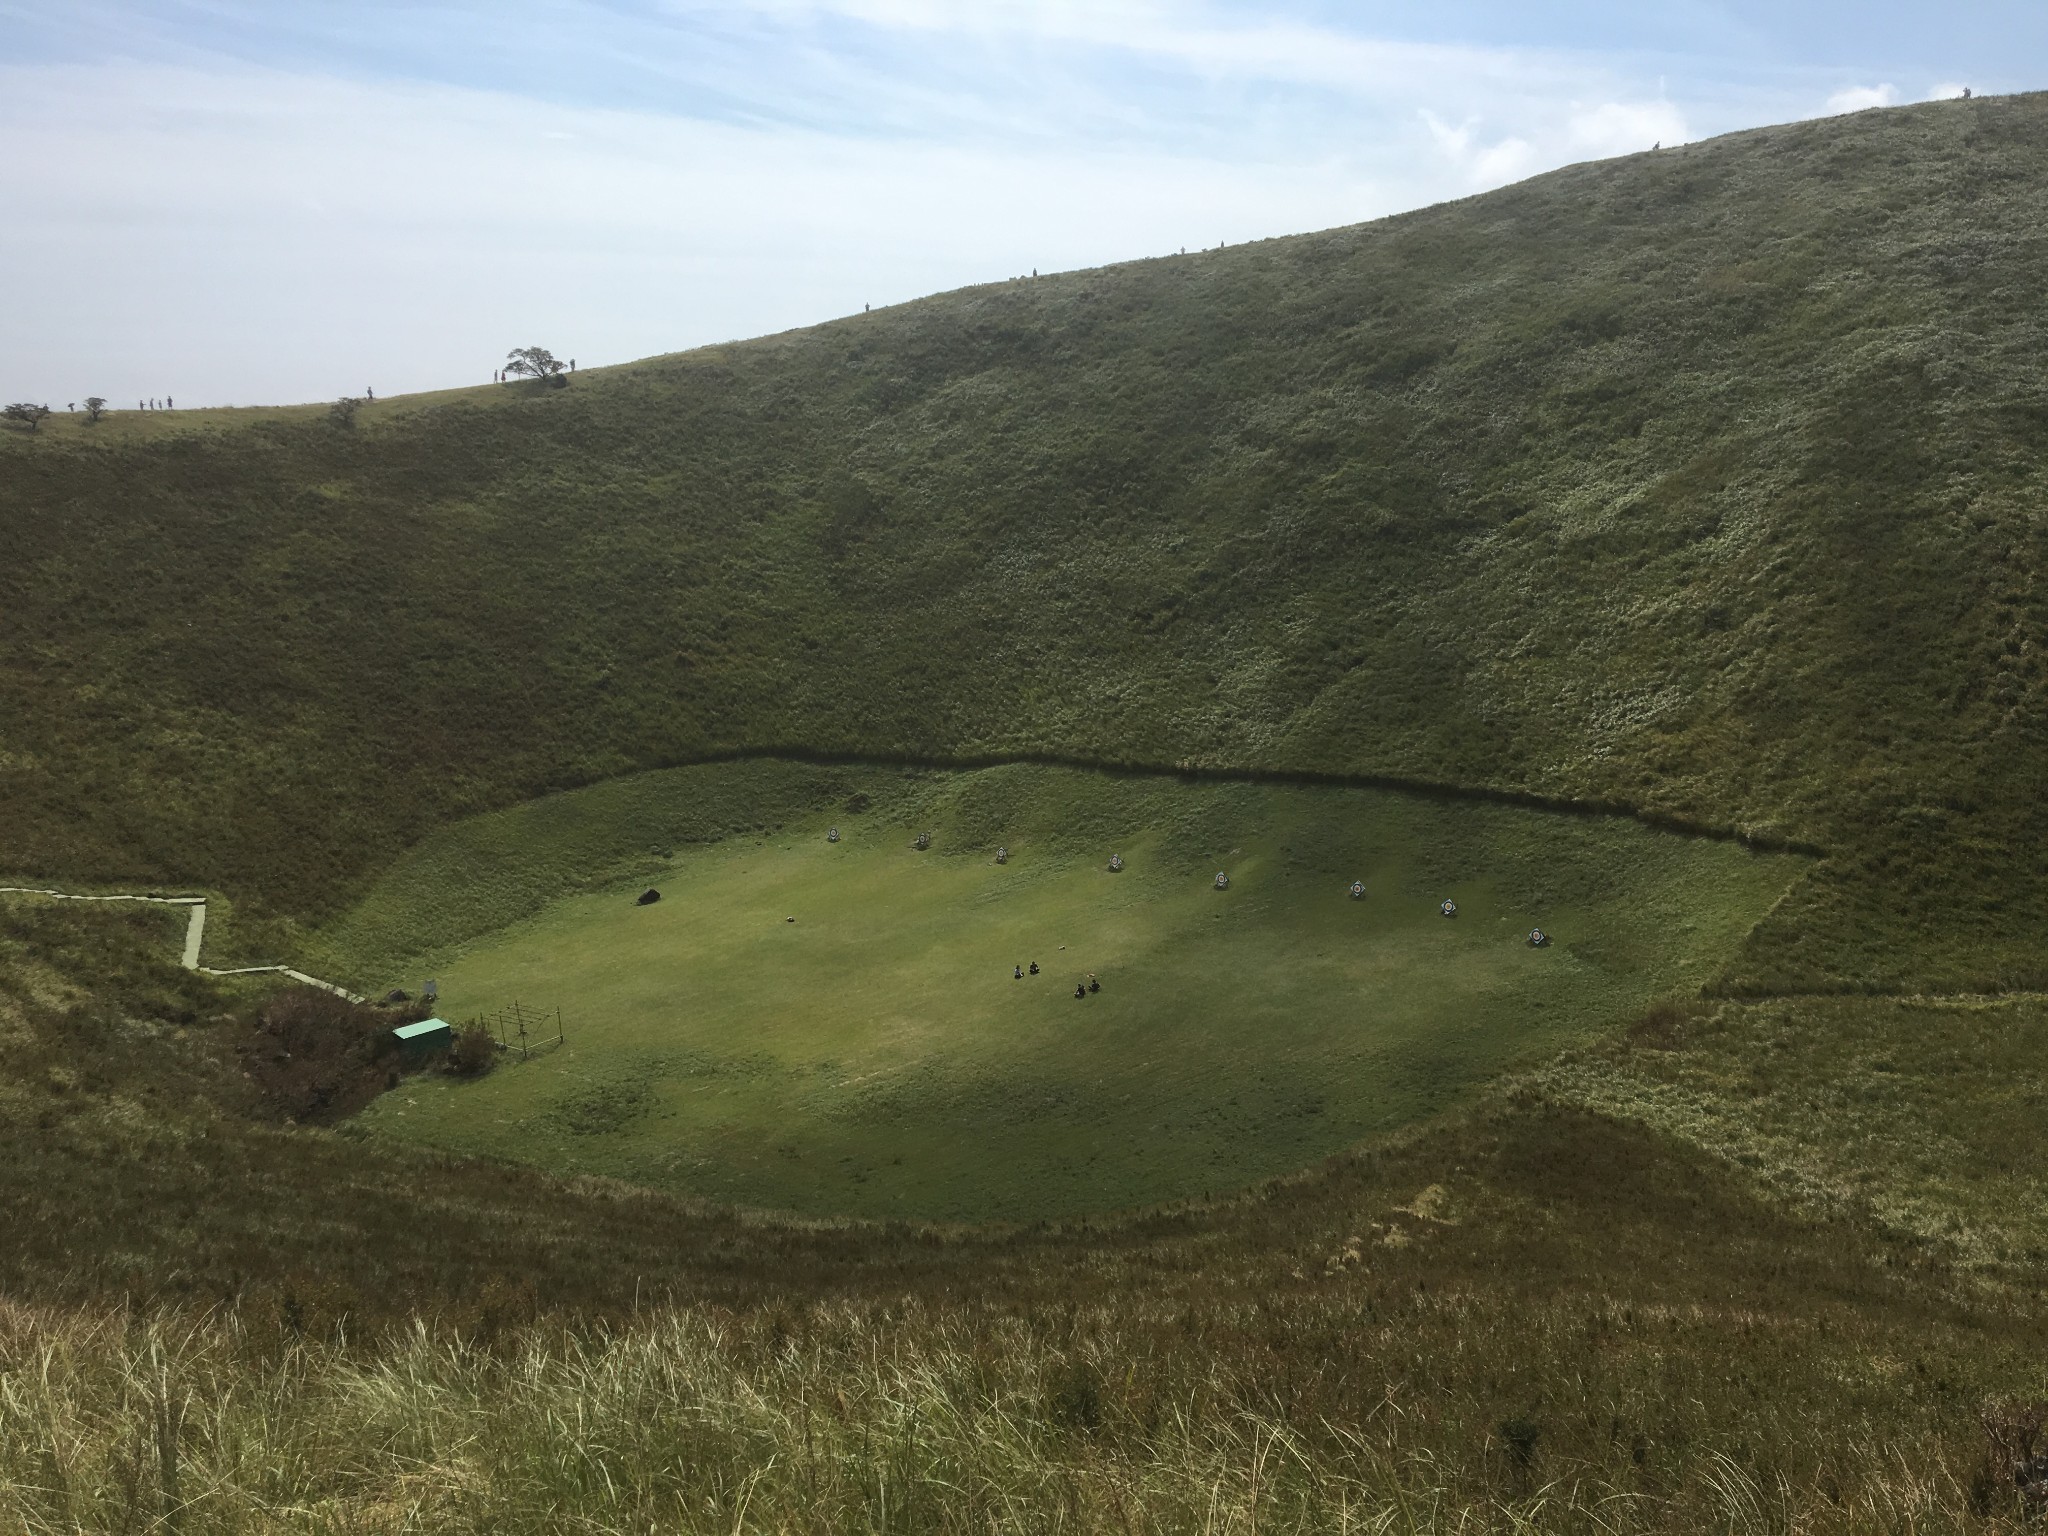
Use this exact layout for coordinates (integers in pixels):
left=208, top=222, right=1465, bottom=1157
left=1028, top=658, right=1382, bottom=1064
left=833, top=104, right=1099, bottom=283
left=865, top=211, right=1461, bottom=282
left=2, top=1, right=2039, bottom=405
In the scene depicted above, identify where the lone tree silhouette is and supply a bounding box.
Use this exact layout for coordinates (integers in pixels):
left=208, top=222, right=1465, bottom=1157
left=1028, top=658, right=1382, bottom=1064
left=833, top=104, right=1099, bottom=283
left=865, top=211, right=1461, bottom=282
left=3, top=403, right=52, bottom=433
left=82, top=396, right=108, bottom=424
left=330, top=395, right=367, bottom=428
left=502, top=346, right=569, bottom=387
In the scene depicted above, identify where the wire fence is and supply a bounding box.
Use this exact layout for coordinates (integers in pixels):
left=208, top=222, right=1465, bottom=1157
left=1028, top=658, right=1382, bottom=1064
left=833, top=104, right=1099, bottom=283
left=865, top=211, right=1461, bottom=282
left=470, top=1001, right=565, bottom=1061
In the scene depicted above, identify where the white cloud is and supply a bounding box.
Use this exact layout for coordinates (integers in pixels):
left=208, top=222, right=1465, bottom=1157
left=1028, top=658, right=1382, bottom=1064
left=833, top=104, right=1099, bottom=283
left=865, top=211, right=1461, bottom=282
left=1421, top=111, right=1539, bottom=189
left=1925, top=81, right=1971, bottom=100
left=0, top=6, right=1794, bottom=405
left=1418, top=95, right=1685, bottom=193
left=1472, top=136, right=1539, bottom=185
left=0, top=62, right=1430, bottom=405
left=1567, top=100, right=1689, bottom=157
left=1825, top=82, right=1899, bottom=114
left=682, top=0, right=1583, bottom=98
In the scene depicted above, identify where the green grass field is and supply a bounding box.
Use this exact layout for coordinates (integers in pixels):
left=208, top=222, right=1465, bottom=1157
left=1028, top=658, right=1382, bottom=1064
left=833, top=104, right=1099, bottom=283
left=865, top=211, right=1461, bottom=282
left=341, top=762, right=1802, bottom=1217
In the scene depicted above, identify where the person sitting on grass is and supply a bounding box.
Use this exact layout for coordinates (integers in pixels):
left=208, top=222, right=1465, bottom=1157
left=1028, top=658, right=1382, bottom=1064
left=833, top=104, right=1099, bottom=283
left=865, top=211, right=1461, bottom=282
left=1014, top=965, right=1023, bottom=979
left=1029, top=961, right=1039, bottom=975
left=1075, top=983, right=1087, bottom=999
left=1088, top=975, right=1100, bottom=993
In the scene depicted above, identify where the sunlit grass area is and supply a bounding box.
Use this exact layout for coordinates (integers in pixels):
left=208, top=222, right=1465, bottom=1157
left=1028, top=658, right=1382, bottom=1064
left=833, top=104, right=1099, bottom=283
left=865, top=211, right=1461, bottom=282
left=342, top=762, right=1801, bottom=1217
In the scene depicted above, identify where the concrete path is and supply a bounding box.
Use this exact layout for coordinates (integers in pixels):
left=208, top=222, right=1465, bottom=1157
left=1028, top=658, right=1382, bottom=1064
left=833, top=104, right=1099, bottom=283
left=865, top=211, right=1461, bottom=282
left=0, top=886, right=364, bottom=1002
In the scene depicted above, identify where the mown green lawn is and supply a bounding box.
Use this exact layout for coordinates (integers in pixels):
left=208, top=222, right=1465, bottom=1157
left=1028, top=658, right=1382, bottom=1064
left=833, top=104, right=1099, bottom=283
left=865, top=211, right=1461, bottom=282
left=342, top=763, right=1803, bottom=1219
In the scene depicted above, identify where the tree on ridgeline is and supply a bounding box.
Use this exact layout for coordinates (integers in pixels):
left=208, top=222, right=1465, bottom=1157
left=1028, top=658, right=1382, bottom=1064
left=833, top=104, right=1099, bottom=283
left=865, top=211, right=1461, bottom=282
left=3, top=403, right=52, bottom=433
left=82, top=397, right=108, bottom=424
left=502, top=346, right=569, bottom=387
left=330, top=395, right=367, bottom=428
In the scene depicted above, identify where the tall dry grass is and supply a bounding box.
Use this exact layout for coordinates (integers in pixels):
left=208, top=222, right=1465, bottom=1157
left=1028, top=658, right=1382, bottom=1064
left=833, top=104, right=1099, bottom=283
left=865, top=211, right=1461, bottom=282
left=0, top=1296, right=2022, bottom=1535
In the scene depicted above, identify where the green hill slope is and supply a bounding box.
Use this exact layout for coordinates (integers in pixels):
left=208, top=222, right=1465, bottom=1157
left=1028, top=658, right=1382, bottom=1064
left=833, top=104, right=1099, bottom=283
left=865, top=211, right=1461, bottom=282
left=5, top=93, right=2047, bottom=993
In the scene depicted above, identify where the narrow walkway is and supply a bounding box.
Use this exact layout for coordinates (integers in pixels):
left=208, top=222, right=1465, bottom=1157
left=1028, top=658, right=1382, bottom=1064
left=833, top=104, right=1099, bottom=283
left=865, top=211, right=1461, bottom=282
left=0, top=886, right=364, bottom=1002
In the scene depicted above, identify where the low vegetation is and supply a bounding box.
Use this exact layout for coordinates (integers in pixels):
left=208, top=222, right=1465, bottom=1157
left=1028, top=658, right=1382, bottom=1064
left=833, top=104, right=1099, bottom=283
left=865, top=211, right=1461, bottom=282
left=5, top=884, right=2048, bottom=1530
left=7, top=1281, right=2042, bottom=1535
left=234, top=987, right=434, bottom=1124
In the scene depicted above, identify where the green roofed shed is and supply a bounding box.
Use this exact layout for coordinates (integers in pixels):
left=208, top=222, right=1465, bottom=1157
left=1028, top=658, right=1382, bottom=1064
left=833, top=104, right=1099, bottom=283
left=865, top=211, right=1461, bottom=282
left=392, top=1017, right=453, bottom=1062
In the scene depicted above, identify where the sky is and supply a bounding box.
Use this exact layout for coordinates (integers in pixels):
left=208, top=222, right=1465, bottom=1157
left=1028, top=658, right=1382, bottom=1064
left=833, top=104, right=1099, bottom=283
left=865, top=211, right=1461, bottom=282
left=2, top=1, right=2042, bottom=407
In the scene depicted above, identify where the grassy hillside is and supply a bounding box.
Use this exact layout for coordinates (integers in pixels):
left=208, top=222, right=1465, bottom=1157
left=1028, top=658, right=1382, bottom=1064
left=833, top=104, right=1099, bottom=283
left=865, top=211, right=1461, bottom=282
left=327, top=761, right=1799, bottom=1218
left=7, top=96, right=2048, bottom=1531
left=5, top=93, right=2048, bottom=995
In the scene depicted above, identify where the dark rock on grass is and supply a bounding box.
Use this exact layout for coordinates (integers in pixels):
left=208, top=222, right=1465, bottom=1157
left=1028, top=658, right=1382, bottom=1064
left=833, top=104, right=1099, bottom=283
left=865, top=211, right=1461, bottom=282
left=637, top=889, right=661, bottom=906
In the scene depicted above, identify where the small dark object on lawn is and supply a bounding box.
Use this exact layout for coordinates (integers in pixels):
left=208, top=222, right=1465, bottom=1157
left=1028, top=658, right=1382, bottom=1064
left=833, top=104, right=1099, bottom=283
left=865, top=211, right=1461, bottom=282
left=1214, top=871, right=1229, bottom=890
left=637, top=889, right=661, bottom=906
left=996, top=846, right=1008, bottom=864
left=1029, top=961, right=1039, bottom=975
left=1075, top=984, right=1087, bottom=999
left=1108, top=854, right=1123, bottom=872
left=1014, top=965, right=1023, bottom=979
left=827, top=827, right=840, bottom=842
left=384, top=989, right=410, bottom=1004
left=1088, top=977, right=1100, bottom=993
left=1528, top=928, right=1549, bottom=947
left=1440, top=899, right=1458, bottom=917
left=786, top=915, right=796, bottom=923
left=1349, top=881, right=1365, bottom=899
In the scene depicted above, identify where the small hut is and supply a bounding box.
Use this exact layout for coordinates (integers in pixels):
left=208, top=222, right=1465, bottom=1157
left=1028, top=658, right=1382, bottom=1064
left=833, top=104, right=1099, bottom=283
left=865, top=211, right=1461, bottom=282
left=392, top=1017, right=452, bottom=1064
